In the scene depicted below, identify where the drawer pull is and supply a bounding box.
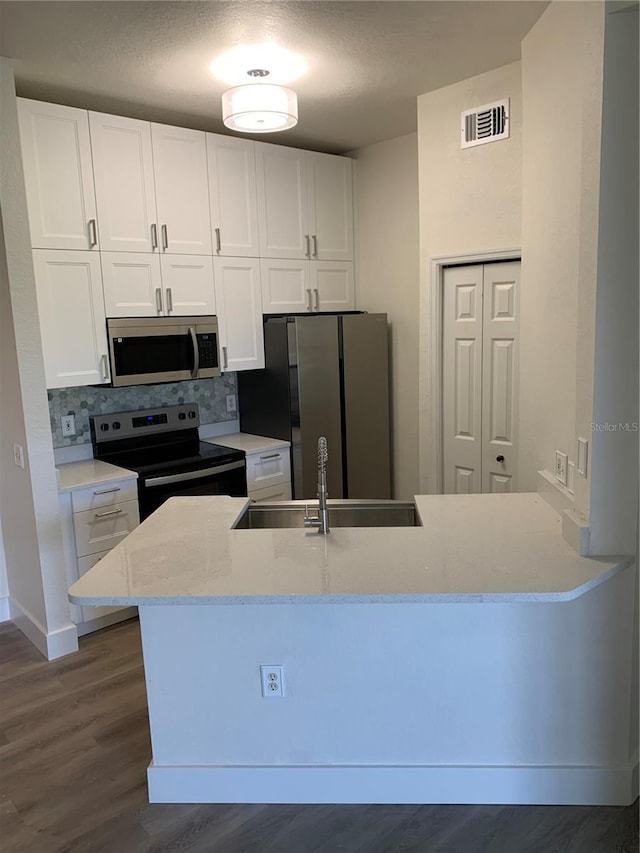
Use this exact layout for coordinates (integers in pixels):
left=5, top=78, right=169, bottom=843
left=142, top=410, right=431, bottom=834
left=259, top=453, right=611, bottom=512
left=94, top=508, right=124, bottom=519
left=93, top=486, right=121, bottom=496
left=260, top=453, right=281, bottom=461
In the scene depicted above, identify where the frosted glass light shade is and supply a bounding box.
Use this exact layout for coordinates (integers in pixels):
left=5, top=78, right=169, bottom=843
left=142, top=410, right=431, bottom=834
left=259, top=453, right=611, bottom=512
left=221, top=84, right=298, bottom=133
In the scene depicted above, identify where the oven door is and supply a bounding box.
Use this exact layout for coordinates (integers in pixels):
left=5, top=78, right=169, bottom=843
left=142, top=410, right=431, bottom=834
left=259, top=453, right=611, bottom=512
left=107, top=316, right=220, bottom=387
left=138, top=460, right=247, bottom=520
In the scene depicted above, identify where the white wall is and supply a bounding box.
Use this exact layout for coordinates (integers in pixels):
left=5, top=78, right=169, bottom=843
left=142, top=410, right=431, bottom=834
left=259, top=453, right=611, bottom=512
left=520, top=2, right=605, bottom=513
left=0, top=521, right=9, bottom=621
left=588, top=4, right=639, bottom=556
left=350, top=133, right=420, bottom=499
left=0, top=58, right=78, bottom=657
left=416, top=61, right=522, bottom=491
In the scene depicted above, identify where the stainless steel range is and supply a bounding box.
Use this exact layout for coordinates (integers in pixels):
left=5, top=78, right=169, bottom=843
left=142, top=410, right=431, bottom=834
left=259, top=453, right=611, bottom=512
left=90, top=404, right=246, bottom=520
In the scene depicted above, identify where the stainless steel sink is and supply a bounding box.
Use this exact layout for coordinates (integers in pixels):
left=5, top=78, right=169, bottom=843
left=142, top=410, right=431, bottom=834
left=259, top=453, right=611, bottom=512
left=233, top=499, right=420, bottom=529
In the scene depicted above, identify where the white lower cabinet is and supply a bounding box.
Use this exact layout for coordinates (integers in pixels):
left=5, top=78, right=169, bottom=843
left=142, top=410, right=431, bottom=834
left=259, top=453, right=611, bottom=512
left=213, top=258, right=264, bottom=371
left=250, top=482, right=292, bottom=502
left=101, top=253, right=215, bottom=317
left=32, top=249, right=110, bottom=388
left=261, top=259, right=354, bottom=314
left=59, top=475, right=140, bottom=635
left=246, top=448, right=291, bottom=495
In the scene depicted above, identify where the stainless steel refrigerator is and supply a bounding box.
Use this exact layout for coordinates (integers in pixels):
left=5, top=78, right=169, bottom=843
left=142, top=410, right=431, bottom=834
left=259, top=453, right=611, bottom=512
left=238, top=313, right=391, bottom=500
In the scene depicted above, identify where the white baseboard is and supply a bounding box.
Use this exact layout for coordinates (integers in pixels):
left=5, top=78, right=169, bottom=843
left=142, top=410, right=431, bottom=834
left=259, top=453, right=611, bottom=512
left=9, top=598, right=78, bottom=660
left=147, top=761, right=639, bottom=806
left=0, top=596, right=10, bottom=623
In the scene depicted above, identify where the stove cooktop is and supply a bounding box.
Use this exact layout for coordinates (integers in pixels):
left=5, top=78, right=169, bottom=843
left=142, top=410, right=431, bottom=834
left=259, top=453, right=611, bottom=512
left=100, top=439, right=244, bottom=478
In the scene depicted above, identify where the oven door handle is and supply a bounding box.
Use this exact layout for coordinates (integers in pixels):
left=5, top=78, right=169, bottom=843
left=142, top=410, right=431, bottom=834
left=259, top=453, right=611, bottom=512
left=189, top=327, right=199, bottom=377
left=143, top=460, right=245, bottom=487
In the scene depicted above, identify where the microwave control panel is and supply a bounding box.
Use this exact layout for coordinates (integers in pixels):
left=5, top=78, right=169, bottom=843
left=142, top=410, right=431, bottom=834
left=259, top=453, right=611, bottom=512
left=197, top=334, right=219, bottom=369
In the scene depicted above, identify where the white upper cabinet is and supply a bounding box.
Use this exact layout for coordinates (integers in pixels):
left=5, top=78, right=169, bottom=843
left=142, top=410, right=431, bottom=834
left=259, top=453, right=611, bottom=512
left=32, top=250, right=109, bottom=388
left=101, top=253, right=215, bottom=317
left=255, top=143, right=310, bottom=259
left=90, top=115, right=212, bottom=255
left=307, top=153, right=354, bottom=261
left=151, top=123, right=212, bottom=255
left=260, top=259, right=311, bottom=313
left=207, top=134, right=259, bottom=257
left=89, top=113, right=157, bottom=253
left=18, top=99, right=98, bottom=251
left=311, top=261, right=355, bottom=312
left=213, top=258, right=264, bottom=372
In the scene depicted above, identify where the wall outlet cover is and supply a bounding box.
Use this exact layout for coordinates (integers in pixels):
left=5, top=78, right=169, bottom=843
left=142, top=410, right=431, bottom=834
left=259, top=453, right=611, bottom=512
left=555, top=450, right=568, bottom=486
left=260, top=665, right=284, bottom=698
left=226, top=395, right=237, bottom=413
left=61, top=414, right=76, bottom=436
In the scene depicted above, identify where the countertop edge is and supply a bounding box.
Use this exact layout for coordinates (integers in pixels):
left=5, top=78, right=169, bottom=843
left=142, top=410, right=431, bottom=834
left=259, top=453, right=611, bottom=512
left=57, top=460, right=138, bottom=493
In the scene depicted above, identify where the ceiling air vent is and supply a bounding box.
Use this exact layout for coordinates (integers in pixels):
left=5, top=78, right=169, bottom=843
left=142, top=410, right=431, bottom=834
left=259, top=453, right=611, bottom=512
left=461, top=99, right=510, bottom=149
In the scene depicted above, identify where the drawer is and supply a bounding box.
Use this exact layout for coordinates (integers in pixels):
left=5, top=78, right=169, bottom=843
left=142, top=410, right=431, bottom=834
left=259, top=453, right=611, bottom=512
left=249, top=482, right=293, bottom=503
left=73, top=499, right=140, bottom=558
left=71, top=478, right=138, bottom=513
left=75, top=551, right=124, bottom=623
left=245, top=448, right=291, bottom=492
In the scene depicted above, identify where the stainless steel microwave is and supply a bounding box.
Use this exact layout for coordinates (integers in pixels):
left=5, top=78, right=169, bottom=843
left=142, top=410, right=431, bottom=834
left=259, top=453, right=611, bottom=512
left=106, top=316, right=221, bottom=387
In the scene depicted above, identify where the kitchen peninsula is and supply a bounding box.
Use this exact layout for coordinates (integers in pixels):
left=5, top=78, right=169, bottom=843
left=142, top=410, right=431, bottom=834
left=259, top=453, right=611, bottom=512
left=69, top=493, right=637, bottom=807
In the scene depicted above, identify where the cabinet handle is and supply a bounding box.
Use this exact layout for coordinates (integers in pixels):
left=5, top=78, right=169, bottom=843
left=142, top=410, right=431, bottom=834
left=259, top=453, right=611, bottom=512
left=215, top=227, right=222, bottom=253
left=222, top=346, right=228, bottom=369
left=161, top=224, right=168, bottom=250
left=93, top=486, right=121, bottom=496
left=314, top=288, right=320, bottom=311
left=88, top=219, right=98, bottom=248
left=304, top=234, right=310, bottom=258
left=100, top=354, right=110, bottom=381
left=306, top=288, right=312, bottom=311
left=260, top=453, right=281, bottom=461
left=166, top=287, right=173, bottom=313
left=155, top=287, right=163, bottom=313
left=312, top=234, right=318, bottom=257
left=151, top=223, right=158, bottom=250
left=94, top=508, right=123, bottom=519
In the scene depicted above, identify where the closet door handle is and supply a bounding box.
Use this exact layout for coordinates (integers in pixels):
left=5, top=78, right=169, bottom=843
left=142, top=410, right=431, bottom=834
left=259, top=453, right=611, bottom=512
left=88, top=219, right=98, bottom=248
left=151, top=223, right=158, bottom=250
left=312, top=234, right=318, bottom=257
left=215, top=227, right=222, bottom=253
left=306, top=288, right=312, bottom=311
left=496, top=455, right=505, bottom=463
left=155, top=288, right=163, bottom=313
left=161, top=224, right=168, bottom=250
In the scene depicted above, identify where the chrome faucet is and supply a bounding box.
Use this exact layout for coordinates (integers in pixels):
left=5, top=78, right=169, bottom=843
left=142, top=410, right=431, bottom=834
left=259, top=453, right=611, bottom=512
left=304, top=436, right=330, bottom=535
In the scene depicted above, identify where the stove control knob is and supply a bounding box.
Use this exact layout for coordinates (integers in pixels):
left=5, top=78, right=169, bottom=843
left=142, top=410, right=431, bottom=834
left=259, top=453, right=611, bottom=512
left=112, top=421, right=121, bottom=430
left=100, top=423, right=109, bottom=432
left=178, top=412, right=186, bottom=420
left=188, top=410, right=196, bottom=419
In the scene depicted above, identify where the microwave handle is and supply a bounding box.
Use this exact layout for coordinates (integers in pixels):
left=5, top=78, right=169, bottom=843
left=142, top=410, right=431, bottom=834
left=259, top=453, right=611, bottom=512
left=189, top=327, right=199, bottom=376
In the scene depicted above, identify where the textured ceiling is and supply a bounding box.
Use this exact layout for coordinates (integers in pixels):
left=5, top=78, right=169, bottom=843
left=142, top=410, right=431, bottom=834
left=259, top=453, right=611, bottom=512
left=0, top=1, right=547, bottom=153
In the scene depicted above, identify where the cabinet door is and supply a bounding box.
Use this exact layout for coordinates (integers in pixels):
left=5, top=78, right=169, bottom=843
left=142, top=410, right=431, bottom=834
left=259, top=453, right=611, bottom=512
left=89, top=112, right=157, bottom=253
left=101, top=253, right=162, bottom=317
left=255, top=143, right=309, bottom=259
left=18, top=99, right=98, bottom=250
left=310, top=261, right=355, bottom=312
left=160, top=255, right=216, bottom=316
left=151, top=123, right=212, bottom=255
left=260, top=259, right=311, bottom=314
left=32, top=250, right=109, bottom=388
left=213, top=258, right=264, bottom=371
left=307, top=152, right=354, bottom=261
left=207, top=134, right=259, bottom=257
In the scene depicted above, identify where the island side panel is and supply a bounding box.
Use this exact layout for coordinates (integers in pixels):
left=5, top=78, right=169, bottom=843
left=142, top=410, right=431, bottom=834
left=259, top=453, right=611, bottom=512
left=138, top=565, right=637, bottom=805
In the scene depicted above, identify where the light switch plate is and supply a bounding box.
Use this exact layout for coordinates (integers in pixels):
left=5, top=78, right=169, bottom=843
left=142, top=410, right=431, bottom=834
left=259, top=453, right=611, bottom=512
left=555, top=450, right=568, bottom=486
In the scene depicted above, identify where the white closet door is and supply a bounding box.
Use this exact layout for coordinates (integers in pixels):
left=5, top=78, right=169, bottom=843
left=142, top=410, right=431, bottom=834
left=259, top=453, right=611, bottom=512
left=160, top=255, right=216, bottom=316
left=207, top=134, right=259, bottom=257
left=89, top=112, right=158, bottom=253
left=101, top=253, right=162, bottom=317
left=18, top=100, right=98, bottom=250
left=442, top=265, right=483, bottom=494
left=481, top=262, right=519, bottom=494
left=151, top=123, right=212, bottom=255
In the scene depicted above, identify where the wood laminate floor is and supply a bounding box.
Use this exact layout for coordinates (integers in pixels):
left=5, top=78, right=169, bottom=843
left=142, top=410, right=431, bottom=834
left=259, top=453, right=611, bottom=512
left=0, top=619, right=637, bottom=853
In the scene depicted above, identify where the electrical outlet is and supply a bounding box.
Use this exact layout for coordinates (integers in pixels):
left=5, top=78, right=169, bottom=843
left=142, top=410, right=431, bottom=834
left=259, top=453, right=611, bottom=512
left=13, top=443, right=25, bottom=469
left=226, top=395, right=237, bottom=413
left=555, top=450, right=568, bottom=486
left=260, top=665, right=283, bottom=698
left=61, top=414, right=76, bottom=436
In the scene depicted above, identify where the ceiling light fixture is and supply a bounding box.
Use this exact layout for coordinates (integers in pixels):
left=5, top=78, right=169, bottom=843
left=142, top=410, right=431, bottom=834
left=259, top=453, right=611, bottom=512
left=222, top=69, right=298, bottom=134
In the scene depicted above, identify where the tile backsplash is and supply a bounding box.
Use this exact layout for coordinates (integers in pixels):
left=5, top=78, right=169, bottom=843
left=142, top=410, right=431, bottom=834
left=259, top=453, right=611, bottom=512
left=48, top=375, right=237, bottom=448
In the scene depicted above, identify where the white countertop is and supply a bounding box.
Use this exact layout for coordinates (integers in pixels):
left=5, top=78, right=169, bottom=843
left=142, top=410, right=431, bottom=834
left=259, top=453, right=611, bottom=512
left=68, top=493, right=630, bottom=606
left=57, top=459, right=138, bottom=492
left=204, top=433, right=291, bottom=454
